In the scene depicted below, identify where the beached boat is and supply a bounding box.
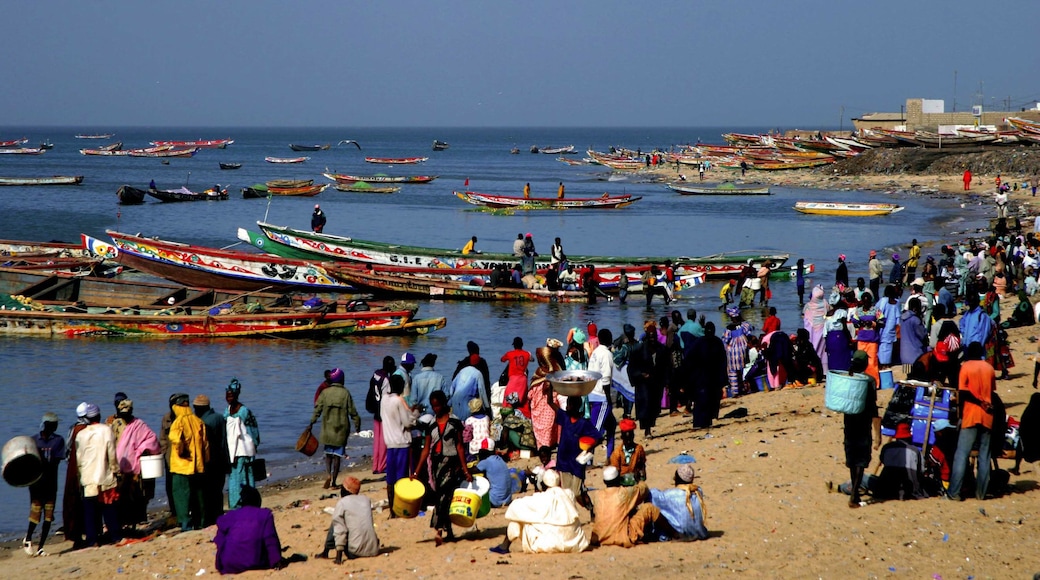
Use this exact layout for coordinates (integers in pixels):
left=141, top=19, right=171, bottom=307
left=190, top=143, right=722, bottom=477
left=667, top=182, right=770, bottom=195
left=219, top=162, right=242, bottom=170
left=0, top=238, right=92, bottom=259
left=322, top=172, right=437, bottom=184
left=248, top=221, right=789, bottom=274
left=128, top=147, right=198, bottom=158
left=364, top=156, right=428, bottom=164
left=332, top=182, right=401, bottom=194
left=454, top=191, right=641, bottom=210
left=0, top=138, right=29, bottom=148
left=432, top=140, right=449, bottom=151
left=75, top=133, right=114, bottom=139
left=91, top=232, right=356, bottom=293
left=540, top=145, right=575, bottom=154
left=266, top=183, right=328, bottom=197
left=327, top=266, right=590, bottom=303
left=267, top=179, right=313, bottom=188
left=266, top=156, right=309, bottom=164
left=0, top=148, right=45, bottom=155
left=793, top=201, right=904, bottom=217
left=0, top=176, right=84, bottom=186
left=151, top=139, right=233, bottom=148
left=289, top=144, right=330, bottom=152
left=116, top=185, right=147, bottom=205
left=751, top=158, right=834, bottom=170
left=145, top=186, right=228, bottom=202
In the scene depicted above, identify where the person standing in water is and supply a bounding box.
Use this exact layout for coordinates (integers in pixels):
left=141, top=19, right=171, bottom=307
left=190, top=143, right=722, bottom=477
left=312, top=204, right=327, bottom=233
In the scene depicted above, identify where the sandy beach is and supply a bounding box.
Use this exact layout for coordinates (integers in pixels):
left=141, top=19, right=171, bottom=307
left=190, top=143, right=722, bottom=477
left=4, top=168, right=1040, bottom=579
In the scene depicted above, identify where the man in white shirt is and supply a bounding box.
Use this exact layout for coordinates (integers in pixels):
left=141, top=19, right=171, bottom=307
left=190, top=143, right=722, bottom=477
left=75, top=402, right=121, bottom=547
left=587, top=328, right=616, bottom=460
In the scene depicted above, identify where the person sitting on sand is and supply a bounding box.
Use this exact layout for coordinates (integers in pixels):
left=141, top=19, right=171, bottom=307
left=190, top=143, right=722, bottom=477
left=317, top=477, right=379, bottom=563
left=648, top=465, right=709, bottom=540
left=608, top=418, right=646, bottom=482
left=214, top=486, right=283, bottom=574
left=488, top=469, right=589, bottom=554
left=475, top=439, right=520, bottom=507
left=590, top=466, right=664, bottom=547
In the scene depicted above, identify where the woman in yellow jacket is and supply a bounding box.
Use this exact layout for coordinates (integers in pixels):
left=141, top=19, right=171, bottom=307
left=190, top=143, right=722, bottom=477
left=168, top=394, right=209, bottom=531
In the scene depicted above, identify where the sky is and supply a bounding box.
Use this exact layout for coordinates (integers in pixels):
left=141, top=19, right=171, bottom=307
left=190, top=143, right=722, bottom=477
left=3, top=0, right=1038, bottom=128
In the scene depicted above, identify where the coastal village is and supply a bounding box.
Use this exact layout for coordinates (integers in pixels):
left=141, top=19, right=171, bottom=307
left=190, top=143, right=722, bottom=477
left=3, top=96, right=1040, bottom=579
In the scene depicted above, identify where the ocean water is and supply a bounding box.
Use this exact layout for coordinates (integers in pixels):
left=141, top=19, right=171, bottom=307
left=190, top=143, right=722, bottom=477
left=0, top=126, right=985, bottom=539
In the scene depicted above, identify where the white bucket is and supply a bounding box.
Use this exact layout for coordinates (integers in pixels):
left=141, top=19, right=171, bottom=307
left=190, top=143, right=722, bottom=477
left=2, top=436, right=42, bottom=487
left=140, top=455, right=164, bottom=479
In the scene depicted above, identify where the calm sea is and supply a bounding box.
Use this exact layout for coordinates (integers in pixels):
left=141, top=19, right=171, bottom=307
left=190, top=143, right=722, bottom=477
left=0, top=126, right=987, bottom=539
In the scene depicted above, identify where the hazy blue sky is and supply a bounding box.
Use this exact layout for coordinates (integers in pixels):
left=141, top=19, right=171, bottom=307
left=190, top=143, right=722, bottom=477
left=4, top=1, right=1037, bottom=127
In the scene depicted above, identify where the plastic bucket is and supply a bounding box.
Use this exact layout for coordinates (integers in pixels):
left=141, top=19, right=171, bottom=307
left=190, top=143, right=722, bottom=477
left=295, top=428, right=319, bottom=457
left=879, top=369, right=894, bottom=390
left=752, top=375, right=767, bottom=393
left=393, top=478, right=425, bottom=518
left=472, top=476, right=491, bottom=518
left=2, top=436, right=43, bottom=487
left=824, top=371, right=871, bottom=414
left=140, top=455, right=164, bottom=479
left=449, top=486, right=482, bottom=527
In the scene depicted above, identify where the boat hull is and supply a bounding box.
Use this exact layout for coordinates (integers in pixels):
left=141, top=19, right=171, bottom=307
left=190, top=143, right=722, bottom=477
left=793, top=202, right=904, bottom=216
left=0, top=176, right=83, bottom=186
left=328, top=267, right=590, bottom=303
left=454, top=191, right=641, bottom=209
left=667, top=182, right=770, bottom=195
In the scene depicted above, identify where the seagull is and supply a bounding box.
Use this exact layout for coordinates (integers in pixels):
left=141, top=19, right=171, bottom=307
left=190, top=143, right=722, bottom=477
left=338, top=140, right=362, bottom=150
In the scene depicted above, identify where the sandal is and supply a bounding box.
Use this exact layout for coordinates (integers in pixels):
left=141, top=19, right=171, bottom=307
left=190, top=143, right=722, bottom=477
left=23, top=540, right=33, bottom=556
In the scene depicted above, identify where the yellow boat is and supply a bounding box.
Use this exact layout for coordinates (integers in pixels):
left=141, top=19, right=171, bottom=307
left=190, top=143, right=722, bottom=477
left=793, top=201, right=904, bottom=217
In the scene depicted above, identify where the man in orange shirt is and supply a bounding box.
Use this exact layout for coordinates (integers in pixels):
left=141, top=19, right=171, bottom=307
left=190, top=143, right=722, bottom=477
left=947, top=341, right=995, bottom=501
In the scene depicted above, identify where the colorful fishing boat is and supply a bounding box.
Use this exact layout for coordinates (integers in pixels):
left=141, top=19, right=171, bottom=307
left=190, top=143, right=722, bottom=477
left=128, top=147, right=198, bottom=158
left=150, top=139, right=233, bottom=148
left=267, top=179, right=313, bottom=188
left=266, top=183, right=328, bottom=197
left=265, top=156, right=309, bottom=164
left=0, top=148, right=45, bottom=155
left=247, top=221, right=790, bottom=275
left=454, top=191, right=642, bottom=209
left=332, top=182, right=401, bottom=194
left=0, top=138, right=29, bottom=148
left=0, top=176, right=84, bottom=186
left=667, top=182, right=770, bottom=195
left=145, top=186, right=228, bottom=202
left=793, top=201, right=904, bottom=216
left=323, top=172, right=437, bottom=184
left=327, top=266, right=590, bottom=303
left=75, top=133, right=115, bottom=139
left=242, top=185, right=270, bottom=199
left=364, top=156, right=428, bottom=164
left=539, top=145, right=575, bottom=154
left=88, top=232, right=356, bottom=293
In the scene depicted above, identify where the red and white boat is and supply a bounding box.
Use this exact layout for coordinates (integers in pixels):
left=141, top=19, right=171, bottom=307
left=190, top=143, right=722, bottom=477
left=128, top=147, right=198, bottom=158
left=150, top=139, right=234, bottom=148
left=364, top=156, right=428, bottom=164
left=0, top=148, right=45, bottom=155
left=0, top=138, right=29, bottom=148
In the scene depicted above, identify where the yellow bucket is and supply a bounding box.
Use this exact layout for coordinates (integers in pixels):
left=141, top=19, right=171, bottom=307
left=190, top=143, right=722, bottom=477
left=392, top=478, right=425, bottom=519
left=449, top=487, right=482, bottom=527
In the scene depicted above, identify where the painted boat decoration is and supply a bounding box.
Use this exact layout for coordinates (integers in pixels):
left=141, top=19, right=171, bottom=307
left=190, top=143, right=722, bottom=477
left=88, top=232, right=356, bottom=293
left=265, top=156, right=309, bottom=164
left=364, top=156, right=428, bottom=164
left=0, top=176, right=83, bottom=186
left=454, top=191, right=641, bottom=209
left=667, top=182, right=770, bottom=195
left=793, top=201, right=904, bottom=217
left=246, top=221, right=790, bottom=276
left=323, top=172, right=436, bottom=184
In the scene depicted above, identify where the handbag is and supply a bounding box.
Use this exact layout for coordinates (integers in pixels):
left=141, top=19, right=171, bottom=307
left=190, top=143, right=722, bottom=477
left=498, top=364, right=510, bottom=386
left=824, top=371, right=870, bottom=414
left=250, top=458, right=268, bottom=482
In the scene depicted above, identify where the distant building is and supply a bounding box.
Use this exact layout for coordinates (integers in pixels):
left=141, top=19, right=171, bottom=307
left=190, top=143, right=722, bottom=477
left=852, top=98, right=1040, bottom=132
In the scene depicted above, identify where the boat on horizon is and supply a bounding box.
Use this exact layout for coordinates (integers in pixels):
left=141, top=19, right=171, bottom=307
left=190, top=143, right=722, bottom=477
left=364, top=156, right=428, bottom=164
left=266, top=156, right=309, bottom=164
left=75, top=133, right=114, bottom=139
left=454, top=190, right=642, bottom=210
left=0, top=176, right=84, bottom=186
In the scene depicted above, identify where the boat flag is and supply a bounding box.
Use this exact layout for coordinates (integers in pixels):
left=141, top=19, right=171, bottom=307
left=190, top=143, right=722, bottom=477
left=464, top=178, right=469, bottom=187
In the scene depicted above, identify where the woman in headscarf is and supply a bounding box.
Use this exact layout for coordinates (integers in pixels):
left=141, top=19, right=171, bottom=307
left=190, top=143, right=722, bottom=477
left=412, top=390, right=472, bottom=546
left=835, top=254, right=849, bottom=288
left=722, top=308, right=754, bottom=398
left=564, top=327, right=588, bottom=370
left=628, top=321, right=664, bottom=438
left=824, top=291, right=854, bottom=372
left=1004, top=290, right=1036, bottom=328
left=114, top=399, right=161, bottom=532
left=224, top=379, right=260, bottom=510
left=530, top=339, right=565, bottom=449
left=851, top=292, right=883, bottom=385
left=687, top=322, right=728, bottom=428
left=802, top=285, right=829, bottom=373
left=761, top=330, right=794, bottom=391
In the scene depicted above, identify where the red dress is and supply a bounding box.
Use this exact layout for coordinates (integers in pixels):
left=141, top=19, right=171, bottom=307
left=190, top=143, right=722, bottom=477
left=501, top=349, right=532, bottom=417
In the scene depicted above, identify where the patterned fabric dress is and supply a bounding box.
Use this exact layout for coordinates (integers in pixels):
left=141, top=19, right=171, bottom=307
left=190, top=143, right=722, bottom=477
left=723, top=321, right=754, bottom=397
left=428, top=418, right=465, bottom=532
